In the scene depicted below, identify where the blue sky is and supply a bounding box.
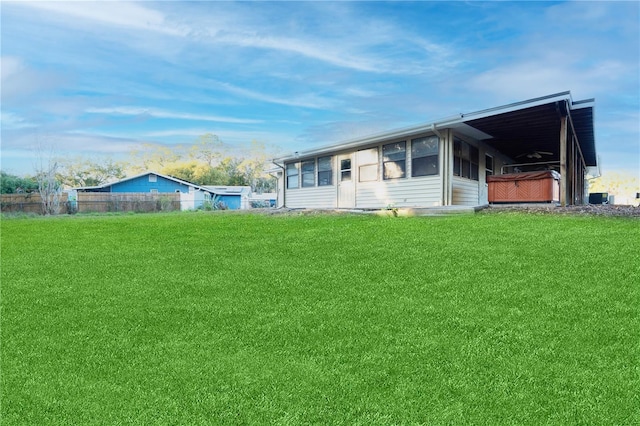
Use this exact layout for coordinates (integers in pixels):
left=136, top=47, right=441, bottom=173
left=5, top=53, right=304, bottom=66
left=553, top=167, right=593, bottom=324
left=2, top=1, right=639, bottom=176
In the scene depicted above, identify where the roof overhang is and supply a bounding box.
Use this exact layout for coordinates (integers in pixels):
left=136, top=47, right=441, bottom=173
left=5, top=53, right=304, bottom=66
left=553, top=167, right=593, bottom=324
left=276, top=91, right=597, bottom=167
left=462, top=93, right=596, bottom=166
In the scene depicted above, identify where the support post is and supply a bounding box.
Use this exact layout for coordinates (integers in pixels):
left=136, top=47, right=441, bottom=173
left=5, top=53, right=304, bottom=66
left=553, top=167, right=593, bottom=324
left=440, top=129, right=453, bottom=206
left=560, top=115, right=568, bottom=207
left=445, top=130, right=454, bottom=206
left=568, top=135, right=575, bottom=205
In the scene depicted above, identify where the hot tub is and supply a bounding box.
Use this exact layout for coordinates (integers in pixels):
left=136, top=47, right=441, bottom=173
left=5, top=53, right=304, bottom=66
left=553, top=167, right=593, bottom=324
left=487, top=171, right=560, bottom=203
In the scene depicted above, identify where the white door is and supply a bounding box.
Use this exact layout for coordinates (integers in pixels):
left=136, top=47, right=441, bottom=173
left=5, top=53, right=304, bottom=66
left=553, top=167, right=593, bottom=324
left=481, top=154, right=493, bottom=205
left=479, top=182, right=488, bottom=205
left=337, top=154, right=355, bottom=208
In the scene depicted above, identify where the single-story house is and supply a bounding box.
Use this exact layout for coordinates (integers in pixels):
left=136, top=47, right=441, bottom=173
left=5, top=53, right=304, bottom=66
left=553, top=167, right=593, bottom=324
left=74, top=172, right=252, bottom=210
left=271, top=91, right=596, bottom=209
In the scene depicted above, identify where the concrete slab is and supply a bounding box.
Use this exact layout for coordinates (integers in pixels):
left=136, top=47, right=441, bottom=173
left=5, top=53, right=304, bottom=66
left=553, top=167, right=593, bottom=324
left=375, top=205, right=485, bottom=217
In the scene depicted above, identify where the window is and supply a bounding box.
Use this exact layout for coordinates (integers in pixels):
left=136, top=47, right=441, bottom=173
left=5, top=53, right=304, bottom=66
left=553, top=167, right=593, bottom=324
left=340, top=157, right=352, bottom=182
left=383, top=142, right=406, bottom=179
left=318, top=156, right=333, bottom=186
left=149, top=174, right=157, bottom=182
left=286, top=163, right=299, bottom=189
left=411, top=136, right=439, bottom=177
left=454, top=139, right=479, bottom=180
left=357, top=148, right=378, bottom=182
left=485, top=154, right=494, bottom=179
left=301, top=160, right=315, bottom=187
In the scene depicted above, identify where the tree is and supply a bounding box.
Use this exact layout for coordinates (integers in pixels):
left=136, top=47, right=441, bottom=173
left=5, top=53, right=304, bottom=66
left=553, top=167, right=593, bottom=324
left=589, top=171, right=640, bottom=205
left=125, top=134, right=277, bottom=191
left=33, top=145, right=63, bottom=215
left=194, top=165, right=233, bottom=186
left=60, top=157, right=126, bottom=188
left=214, top=157, right=248, bottom=186
left=0, top=171, right=38, bottom=194
left=236, top=141, right=276, bottom=192
left=161, top=161, right=205, bottom=184
left=129, top=143, right=184, bottom=173
left=190, top=133, right=224, bottom=168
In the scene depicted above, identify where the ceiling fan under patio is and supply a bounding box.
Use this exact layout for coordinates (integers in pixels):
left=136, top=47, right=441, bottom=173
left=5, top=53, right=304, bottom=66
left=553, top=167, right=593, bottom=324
left=516, top=150, right=554, bottom=159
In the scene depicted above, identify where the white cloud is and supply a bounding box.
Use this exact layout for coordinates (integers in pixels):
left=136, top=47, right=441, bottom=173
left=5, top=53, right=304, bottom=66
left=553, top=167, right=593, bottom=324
left=144, top=129, right=210, bottom=138
left=0, top=112, right=37, bottom=130
left=52, top=133, right=142, bottom=154
left=86, top=107, right=263, bottom=124
left=1, top=129, right=142, bottom=158
left=6, top=1, right=454, bottom=77
left=211, top=81, right=338, bottom=110
left=599, top=111, right=640, bottom=135
left=164, top=2, right=456, bottom=75
left=343, top=87, right=378, bottom=98
left=216, top=32, right=382, bottom=73
left=0, top=56, right=24, bottom=81
left=2, top=1, right=637, bottom=176
left=207, top=23, right=456, bottom=76
left=1, top=56, right=66, bottom=103
left=466, top=58, right=631, bottom=102
left=145, top=128, right=292, bottom=146
left=13, top=1, right=188, bottom=37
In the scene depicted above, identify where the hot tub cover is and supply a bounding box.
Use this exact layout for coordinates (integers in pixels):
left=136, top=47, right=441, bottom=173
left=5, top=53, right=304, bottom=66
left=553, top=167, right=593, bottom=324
left=487, top=170, right=560, bottom=182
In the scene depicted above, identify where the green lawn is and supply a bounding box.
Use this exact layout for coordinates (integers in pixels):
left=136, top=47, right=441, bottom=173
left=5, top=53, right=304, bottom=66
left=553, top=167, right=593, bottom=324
left=1, top=212, right=638, bottom=424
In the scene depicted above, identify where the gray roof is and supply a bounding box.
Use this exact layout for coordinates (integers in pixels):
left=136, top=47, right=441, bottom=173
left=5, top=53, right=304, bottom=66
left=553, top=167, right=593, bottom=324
left=201, top=186, right=251, bottom=195
left=73, top=171, right=203, bottom=191
left=74, top=172, right=252, bottom=195
left=276, top=91, right=597, bottom=166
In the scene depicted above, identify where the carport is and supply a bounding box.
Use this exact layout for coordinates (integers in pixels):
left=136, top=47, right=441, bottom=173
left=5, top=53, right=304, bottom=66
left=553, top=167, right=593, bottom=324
left=454, top=92, right=596, bottom=205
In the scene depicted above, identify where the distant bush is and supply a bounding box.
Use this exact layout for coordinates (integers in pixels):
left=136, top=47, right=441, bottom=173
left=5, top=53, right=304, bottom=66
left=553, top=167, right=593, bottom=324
left=250, top=200, right=273, bottom=208
left=200, top=196, right=227, bottom=211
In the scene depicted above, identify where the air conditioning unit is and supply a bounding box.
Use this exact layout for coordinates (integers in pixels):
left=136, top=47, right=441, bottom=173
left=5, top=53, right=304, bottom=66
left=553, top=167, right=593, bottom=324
left=588, top=192, right=608, bottom=204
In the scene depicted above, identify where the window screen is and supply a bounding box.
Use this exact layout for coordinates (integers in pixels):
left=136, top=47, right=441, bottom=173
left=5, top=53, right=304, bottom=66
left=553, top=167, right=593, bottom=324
left=411, top=136, right=439, bottom=177
left=286, top=163, right=299, bottom=189
left=383, top=142, right=406, bottom=179
left=317, top=156, right=333, bottom=186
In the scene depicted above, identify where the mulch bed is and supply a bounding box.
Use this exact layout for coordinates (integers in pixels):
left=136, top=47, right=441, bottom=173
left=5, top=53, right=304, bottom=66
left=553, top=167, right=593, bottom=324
left=247, top=204, right=640, bottom=217
left=483, top=204, right=640, bottom=217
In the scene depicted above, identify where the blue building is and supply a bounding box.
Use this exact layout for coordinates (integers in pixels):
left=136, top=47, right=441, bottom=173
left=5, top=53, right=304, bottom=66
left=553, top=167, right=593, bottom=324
left=201, top=186, right=253, bottom=210
left=75, top=172, right=252, bottom=210
left=83, top=172, right=193, bottom=193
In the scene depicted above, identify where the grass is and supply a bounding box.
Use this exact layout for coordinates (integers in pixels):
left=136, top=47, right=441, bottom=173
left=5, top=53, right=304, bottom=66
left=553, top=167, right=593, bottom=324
left=1, top=211, right=638, bottom=424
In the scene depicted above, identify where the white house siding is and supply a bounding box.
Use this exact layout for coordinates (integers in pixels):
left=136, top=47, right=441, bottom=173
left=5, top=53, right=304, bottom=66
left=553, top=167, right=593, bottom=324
left=356, top=176, right=442, bottom=209
left=281, top=132, right=501, bottom=209
left=452, top=177, right=479, bottom=206
left=286, top=186, right=337, bottom=209
left=179, top=190, right=205, bottom=210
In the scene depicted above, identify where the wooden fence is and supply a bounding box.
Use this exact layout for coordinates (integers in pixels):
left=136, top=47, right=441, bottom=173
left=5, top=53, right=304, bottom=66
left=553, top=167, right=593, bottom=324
left=1, top=192, right=181, bottom=215
left=74, top=192, right=181, bottom=213
left=1, top=193, right=69, bottom=214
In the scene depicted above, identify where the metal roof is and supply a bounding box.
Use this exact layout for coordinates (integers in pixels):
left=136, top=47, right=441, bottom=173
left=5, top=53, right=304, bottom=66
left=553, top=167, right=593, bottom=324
left=201, top=185, right=251, bottom=195
left=74, top=171, right=226, bottom=194
left=463, top=94, right=596, bottom=166
left=275, top=91, right=597, bottom=166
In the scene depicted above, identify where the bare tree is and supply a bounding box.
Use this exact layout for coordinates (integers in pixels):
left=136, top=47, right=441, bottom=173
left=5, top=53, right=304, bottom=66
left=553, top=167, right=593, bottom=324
left=33, top=143, right=63, bottom=215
